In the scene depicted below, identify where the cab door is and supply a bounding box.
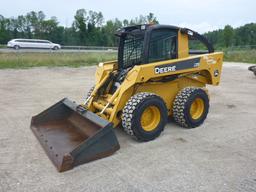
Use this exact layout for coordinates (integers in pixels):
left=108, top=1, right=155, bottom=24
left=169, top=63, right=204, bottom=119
left=147, top=29, right=178, bottom=63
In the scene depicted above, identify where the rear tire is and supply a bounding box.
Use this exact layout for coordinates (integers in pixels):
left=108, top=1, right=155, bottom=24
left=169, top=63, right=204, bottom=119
left=122, top=92, right=168, bottom=141
left=172, top=87, right=209, bottom=128
left=53, top=46, right=59, bottom=50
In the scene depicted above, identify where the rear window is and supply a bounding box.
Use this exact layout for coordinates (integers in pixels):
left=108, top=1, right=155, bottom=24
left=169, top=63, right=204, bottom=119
left=189, top=38, right=209, bottom=54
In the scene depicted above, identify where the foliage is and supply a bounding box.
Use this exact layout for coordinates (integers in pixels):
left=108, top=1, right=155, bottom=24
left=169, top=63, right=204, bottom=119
left=1, top=9, right=256, bottom=65
left=223, top=25, right=234, bottom=47
left=0, top=11, right=158, bottom=46
left=205, top=23, right=256, bottom=49
left=1, top=9, right=255, bottom=49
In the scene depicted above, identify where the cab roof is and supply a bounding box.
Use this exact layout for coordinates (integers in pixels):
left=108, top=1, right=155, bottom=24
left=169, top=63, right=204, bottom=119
left=115, top=24, right=181, bottom=36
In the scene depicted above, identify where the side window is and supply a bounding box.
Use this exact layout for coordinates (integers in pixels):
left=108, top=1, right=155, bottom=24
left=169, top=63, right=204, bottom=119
left=189, top=39, right=208, bottom=54
left=148, top=29, right=177, bottom=63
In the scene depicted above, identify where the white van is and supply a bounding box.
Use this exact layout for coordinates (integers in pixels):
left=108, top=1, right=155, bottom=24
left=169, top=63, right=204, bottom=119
left=7, top=39, right=61, bottom=50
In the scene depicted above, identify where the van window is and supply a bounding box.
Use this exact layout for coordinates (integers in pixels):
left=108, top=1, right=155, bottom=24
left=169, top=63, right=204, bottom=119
left=14, top=39, right=51, bottom=43
left=38, top=40, right=50, bottom=43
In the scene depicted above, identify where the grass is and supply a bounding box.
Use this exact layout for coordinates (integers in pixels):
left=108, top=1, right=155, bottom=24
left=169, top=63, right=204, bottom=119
left=0, top=49, right=255, bottom=69
left=0, top=52, right=117, bottom=69
left=224, top=49, right=256, bottom=64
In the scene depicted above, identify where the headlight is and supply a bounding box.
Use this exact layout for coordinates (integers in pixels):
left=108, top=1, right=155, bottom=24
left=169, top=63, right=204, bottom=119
left=98, top=62, right=104, bottom=67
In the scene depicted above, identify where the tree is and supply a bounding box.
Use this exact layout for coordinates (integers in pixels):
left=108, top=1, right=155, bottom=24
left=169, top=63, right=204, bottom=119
left=73, top=9, right=88, bottom=45
left=3, top=9, right=255, bottom=49
left=223, top=25, right=234, bottom=47
left=146, top=13, right=158, bottom=24
left=123, top=19, right=129, bottom=27
left=0, top=15, right=11, bottom=43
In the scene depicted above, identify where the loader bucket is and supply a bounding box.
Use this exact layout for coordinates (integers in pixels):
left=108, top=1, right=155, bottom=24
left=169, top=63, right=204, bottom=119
left=30, top=98, right=120, bottom=172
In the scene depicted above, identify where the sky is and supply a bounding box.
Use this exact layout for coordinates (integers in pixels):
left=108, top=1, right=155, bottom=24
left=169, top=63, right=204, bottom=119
left=0, top=0, right=255, bottom=33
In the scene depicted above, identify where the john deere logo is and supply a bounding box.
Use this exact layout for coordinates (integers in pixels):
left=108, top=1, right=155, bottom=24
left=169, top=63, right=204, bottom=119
left=155, top=65, right=176, bottom=74
left=155, top=58, right=200, bottom=75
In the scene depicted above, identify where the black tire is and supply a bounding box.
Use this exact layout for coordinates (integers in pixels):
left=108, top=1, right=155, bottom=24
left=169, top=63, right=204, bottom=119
left=248, top=66, right=256, bottom=76
left=173, top=87, right=209, bottom=128
left=248, top=65, right=256, bottom=71
left=14, top=45, right=20, bottom=50
left=53, top=46, right=59, bottom=50
left=122, top=92, right=168, bottom=141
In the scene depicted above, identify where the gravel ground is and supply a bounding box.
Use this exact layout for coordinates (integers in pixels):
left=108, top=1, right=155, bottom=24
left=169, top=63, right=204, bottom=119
left=0, top=62, right=256, bottom=192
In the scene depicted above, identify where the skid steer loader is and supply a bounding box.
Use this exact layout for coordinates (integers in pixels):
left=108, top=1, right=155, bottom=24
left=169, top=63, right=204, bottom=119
left=31, top=24, right=223, bottom=172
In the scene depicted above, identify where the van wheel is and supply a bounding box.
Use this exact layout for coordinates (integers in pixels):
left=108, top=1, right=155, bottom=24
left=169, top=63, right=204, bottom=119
left=122, top=92, right=168, bottom=141
left=14, top=45, right=20, bottom=50
left=173, top=87, right=209, bottom=128
left=53, top=46, right=59, bottom=50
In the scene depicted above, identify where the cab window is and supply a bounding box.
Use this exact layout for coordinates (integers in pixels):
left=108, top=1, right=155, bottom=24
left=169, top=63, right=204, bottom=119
left=148, top=29, right=177, bottom=63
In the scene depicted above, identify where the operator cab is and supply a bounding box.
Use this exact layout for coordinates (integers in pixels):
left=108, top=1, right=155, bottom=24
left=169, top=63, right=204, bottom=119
left=115, top=24, right=214, bottom=69
left=110, top=24, right=214, bottom=93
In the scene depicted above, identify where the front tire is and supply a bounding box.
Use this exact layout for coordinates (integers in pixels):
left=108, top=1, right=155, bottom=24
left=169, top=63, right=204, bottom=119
left=173, top=87, right=209, bottom=128
left=14, top=45, right=20, bottom=50
left=122, top=92, right=168, bottom=141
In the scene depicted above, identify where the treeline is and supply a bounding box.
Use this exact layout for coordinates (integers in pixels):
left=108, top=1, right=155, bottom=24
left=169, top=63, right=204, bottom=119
left=1, top=10, right=255, bottom=48
left=205, top=23, right=256, bottom=49
left=0, top=10, right=158, bottom=46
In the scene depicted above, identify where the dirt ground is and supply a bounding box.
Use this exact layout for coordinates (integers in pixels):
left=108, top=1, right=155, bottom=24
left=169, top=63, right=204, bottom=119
left=0, top=62, right=256, bottom=192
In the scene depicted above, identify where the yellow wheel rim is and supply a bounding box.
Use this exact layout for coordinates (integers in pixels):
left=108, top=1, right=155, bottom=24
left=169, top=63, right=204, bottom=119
left=190, top=98, right=205, bottom=120
left=140, top=106, right=161, bottom=132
